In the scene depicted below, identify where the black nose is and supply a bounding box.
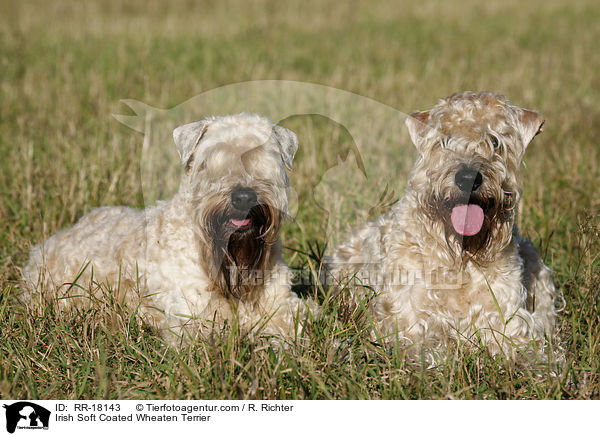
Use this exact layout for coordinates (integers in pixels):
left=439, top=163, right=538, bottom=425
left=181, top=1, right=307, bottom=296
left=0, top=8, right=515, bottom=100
left=231, top=188, right=257, bottom=211
left=455, top=168, right=483, bottom=193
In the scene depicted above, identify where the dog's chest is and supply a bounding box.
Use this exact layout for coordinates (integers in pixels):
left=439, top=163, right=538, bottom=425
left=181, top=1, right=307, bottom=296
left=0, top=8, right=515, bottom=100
left=379, top=242, right=525, bottom=318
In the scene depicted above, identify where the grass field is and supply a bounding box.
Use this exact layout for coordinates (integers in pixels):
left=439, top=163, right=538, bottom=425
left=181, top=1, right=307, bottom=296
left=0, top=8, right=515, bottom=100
left=1, top=0, right=599, bottom=399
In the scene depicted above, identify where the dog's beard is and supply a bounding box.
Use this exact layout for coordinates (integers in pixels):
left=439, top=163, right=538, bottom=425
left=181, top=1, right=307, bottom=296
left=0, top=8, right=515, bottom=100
left=425, top=191, right=514, bottom=262
left=200, top=203, right=281, bottom=301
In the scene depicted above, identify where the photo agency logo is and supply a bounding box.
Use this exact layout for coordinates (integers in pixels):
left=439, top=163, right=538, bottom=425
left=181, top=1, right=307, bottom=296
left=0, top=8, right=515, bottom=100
left=2, top=402, right=50, bottom=434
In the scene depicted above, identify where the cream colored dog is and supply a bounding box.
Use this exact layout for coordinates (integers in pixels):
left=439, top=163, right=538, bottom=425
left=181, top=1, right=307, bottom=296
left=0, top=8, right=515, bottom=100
left=23, top=113, right=317, bottom=345
left=329, top=92, right=559, bottom=360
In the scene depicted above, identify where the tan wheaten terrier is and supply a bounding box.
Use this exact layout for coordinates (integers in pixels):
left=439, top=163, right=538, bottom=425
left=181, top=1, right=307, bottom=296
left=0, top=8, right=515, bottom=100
left=329, top=92, right=559, bottom=360
left=23, top=113, right=317, bottom=345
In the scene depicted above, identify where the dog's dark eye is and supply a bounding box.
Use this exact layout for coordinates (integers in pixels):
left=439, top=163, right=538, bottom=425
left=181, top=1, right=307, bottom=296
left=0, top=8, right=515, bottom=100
left=186, top=158, right=205, bottom=173
left=490, top=136, right=499, bottom=149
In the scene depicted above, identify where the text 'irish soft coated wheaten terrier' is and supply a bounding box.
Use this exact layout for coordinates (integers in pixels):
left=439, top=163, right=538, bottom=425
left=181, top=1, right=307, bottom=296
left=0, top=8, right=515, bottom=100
left=23, top=113, right=317, bottom=345
left=329, top=92, right=559, bottom=361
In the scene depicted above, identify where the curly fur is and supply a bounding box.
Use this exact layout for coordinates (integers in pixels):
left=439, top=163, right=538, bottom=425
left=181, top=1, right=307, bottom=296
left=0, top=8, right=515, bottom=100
left=22, top=113, right=318, bottom=345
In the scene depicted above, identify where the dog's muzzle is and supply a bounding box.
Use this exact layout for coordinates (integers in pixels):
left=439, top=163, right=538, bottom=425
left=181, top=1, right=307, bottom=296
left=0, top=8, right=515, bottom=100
left=231, top=187, right=258, bottom=210
left=229, top=187, right=258, bottom=228
left=454, top=168, right=483, bottom=193
left=451, top=168, right=485, bottom=236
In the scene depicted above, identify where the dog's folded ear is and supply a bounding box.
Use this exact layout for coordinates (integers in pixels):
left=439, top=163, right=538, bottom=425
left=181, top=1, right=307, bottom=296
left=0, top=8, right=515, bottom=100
left=173, top=120, right=211, bottom=169
left=516, top=108, right=545, bottom=148
left=405, top=110, right=431, bottom=149
left=271, top=125, right=298, bottom=170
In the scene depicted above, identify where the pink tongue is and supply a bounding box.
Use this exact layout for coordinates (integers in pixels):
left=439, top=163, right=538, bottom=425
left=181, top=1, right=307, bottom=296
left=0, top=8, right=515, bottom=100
left=230, top=218, right=251, bottom=227
left=451, top=204, right=484, bottom=236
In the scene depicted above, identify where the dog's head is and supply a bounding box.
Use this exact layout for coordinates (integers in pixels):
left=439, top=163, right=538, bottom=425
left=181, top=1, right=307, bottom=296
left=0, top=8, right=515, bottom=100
left=173, top=113, right=298, bottom=299
left=405, top=92, right=544, bottom=261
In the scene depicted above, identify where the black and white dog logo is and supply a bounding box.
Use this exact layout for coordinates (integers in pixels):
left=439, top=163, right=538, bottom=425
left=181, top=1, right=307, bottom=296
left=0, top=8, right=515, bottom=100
left=3, top=402, right=50, bottom=433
